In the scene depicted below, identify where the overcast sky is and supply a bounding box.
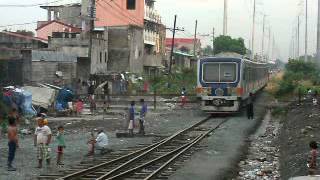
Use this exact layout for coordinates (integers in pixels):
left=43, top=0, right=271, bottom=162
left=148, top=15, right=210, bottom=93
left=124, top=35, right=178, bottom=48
left=0, top=0, right=319, bottom=61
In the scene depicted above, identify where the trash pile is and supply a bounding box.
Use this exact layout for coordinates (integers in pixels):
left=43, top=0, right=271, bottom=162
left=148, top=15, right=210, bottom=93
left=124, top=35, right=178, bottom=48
left=236, top=115, right=281, bottom=180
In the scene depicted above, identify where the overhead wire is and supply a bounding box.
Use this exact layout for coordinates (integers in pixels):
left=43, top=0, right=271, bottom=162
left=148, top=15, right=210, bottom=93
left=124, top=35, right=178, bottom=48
left=0, top=0, right=66, bottom=7
left=0, top=15, right=81, bottom=28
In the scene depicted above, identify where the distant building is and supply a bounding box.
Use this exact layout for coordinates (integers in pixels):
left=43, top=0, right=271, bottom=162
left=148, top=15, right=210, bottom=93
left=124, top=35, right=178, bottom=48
left=0, top=31, right=48, bottom=85
left=94, top=0, right=166, bottom=75
left=108, top=25, right=144, bottom=74
left=36, top=20, right=81, bottom=40
left=165, top=38, right=201, bottom=56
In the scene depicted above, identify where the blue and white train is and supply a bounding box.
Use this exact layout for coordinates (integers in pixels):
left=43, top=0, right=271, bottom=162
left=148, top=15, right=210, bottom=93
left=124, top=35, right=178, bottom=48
left=196, top=54, right=269, bottom=113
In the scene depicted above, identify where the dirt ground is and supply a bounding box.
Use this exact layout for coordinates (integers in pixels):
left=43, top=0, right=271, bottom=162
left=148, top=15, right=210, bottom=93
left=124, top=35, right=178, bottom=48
left=279, top=99, right=320, bottom=179
left=0, top=104, right=207, bottom=180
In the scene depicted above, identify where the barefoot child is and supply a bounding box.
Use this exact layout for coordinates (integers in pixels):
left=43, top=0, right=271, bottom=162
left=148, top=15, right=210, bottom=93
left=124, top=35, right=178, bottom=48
left=87, top=131, right=95, bottom=156
left=7, top=117, right=18, bottom=171
left=308, top=141, right=318, bottom=175
left=56, top=125, right=66, bottom=167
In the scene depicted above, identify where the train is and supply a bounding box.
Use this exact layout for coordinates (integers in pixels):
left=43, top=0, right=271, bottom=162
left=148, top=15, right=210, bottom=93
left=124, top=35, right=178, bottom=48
left=196, top=53, right=269, bottom=113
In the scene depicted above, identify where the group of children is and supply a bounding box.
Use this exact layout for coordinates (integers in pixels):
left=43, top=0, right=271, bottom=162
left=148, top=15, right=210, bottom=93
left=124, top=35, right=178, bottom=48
left=6, top=114, right=66, bottom=171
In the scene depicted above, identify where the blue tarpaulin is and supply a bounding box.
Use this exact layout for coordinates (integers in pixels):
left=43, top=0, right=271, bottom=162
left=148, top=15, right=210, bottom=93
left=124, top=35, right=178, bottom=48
left=55, top=88, right=74, bottom=111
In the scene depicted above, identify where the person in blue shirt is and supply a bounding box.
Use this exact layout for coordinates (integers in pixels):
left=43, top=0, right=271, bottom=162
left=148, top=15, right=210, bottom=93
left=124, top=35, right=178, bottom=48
left=139, top=99, right=147, bottom=135
left=128, top=101, right=135, bottom=137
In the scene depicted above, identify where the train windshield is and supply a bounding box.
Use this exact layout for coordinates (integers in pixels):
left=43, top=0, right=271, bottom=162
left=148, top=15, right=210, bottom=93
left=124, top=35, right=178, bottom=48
left=203, top=62, right=237, bottom=83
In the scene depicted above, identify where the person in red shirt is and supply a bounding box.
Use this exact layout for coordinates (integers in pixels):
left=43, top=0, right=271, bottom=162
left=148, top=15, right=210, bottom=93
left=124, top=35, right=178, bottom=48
left=308, top=141, right=318, bottom=175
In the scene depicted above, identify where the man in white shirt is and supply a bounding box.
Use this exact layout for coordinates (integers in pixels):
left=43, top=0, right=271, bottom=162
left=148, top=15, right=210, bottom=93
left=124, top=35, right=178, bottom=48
left=95, top=129, right=109, bottom=154
left=34, top=118, right=52, bottom=168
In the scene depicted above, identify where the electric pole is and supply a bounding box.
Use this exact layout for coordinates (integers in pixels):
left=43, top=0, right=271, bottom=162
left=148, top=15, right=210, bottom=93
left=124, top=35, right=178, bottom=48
left=261, top=15, right=266, bottom=62
left=298, top=15, right=300, bottom=59
left=193, top=20, right=198, bottom=57
left=317, top=0, right=320, bottom=63
left=305, top=0, right=308, bottom=61
left=168, top=15, right=184, bottom=73
left=88, top=0, right=96, bottom=71
left=268, top=27, right=271, bottom=62
left=251, top=0, right=256, bottom=61
left=212, top=27, right=215, bottom=55
left=169, top=15, right=177, bottom=74
left=223, top=0, right=228, bottom=35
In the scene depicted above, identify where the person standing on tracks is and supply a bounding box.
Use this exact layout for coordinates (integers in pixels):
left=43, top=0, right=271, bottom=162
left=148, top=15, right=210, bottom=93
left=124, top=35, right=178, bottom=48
left=128, top=101, right=135, bottom=137
left=247, top=93, right=254, bottom=120
left=307, top=141, right=318, bottom=175
left=139, top=99, right=147, bottom=135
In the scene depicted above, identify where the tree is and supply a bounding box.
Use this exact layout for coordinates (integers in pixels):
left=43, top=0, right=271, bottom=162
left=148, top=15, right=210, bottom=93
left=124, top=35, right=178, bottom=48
left=202, top=45, right=213, bottom=56
left=15, top=30, right=34, bottom=37
left=213, top=35, right=246, bottom=55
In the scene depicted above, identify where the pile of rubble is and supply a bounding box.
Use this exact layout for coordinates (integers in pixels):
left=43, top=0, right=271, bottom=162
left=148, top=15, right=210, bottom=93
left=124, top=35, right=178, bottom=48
left=236, top=113, right=281, bottom=180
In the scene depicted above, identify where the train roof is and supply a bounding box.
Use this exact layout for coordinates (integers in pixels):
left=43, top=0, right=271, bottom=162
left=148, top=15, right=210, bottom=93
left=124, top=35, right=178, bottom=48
left=200, top=56, right=268, bottom=65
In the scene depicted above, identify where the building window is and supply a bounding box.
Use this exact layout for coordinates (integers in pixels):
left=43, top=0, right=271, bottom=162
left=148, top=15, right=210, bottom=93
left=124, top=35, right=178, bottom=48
left=100, top=52, right=102, bottom=63
left=127, top=0, right=136, bottom=10
left=105, top=52, right=107, bottom=63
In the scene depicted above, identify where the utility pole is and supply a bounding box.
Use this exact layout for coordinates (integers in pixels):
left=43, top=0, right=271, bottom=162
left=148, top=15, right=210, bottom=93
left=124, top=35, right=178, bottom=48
left=261, top=15, right=266, bottom=62
left=212, top=27, right=215, bottom=55
left=317, top=0, right=320, bottom=63
left=251, top=0, right=256, bottom=61
left=223, top=0, right=228, bottom=35
left=169, top=15, right=177, bottom=74
left=168, top=15, right=184, bottom=73
left=305, top=0, right=308, bottom=61
left=298, top=15, right=300, bottom=59
left=268, top=27, right=271, bottom=61
left=88, top=0, right=95, bottom=73
left=193, top=20, right=198, bottom=57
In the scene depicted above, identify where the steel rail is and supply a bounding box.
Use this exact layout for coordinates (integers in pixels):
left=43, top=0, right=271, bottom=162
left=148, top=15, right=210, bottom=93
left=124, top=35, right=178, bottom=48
left=56, top=116, right=211, bottom=180
left=93, top=116, right=212, bottom=180
left=104, top=135, right=203, bottom=180
left=144, top=118, right=229, bottom=180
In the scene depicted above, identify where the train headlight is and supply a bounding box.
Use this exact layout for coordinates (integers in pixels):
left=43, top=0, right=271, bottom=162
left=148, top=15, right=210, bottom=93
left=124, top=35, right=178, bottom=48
left=215, top=88, right=224, bottom=96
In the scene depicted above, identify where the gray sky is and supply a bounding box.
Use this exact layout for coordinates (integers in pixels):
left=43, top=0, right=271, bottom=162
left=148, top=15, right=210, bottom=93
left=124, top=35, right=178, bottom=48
left=0, top=0, right=319, bottom=61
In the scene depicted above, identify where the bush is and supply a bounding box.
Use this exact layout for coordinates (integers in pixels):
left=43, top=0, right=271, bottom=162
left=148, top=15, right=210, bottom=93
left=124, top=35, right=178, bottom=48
left=275, top=60, right=320, bottom=97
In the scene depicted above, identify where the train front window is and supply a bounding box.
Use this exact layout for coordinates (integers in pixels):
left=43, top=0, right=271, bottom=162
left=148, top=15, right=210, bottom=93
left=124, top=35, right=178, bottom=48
left=203, top=62, right=237, bottom=83
left=203, top=63, right=219, bottom=82
left=220, top=63, right=236, bottom=82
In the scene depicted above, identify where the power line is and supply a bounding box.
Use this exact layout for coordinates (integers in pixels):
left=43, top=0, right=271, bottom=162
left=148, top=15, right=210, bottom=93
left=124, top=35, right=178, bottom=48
left=0, top=0, right=65, bottom=7
left=0, top=15, right=81, bottom=28
left=107, top=0, right=143, bottom=25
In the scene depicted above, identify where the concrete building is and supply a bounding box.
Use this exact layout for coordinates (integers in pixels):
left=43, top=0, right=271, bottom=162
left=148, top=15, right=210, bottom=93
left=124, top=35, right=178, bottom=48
left=165, top=38, right=202, bottom=56
left=39, top=3, right=82, bottom=28
left=94, top=0, right=166, bottom=75
left=48, top=29, right=109, bottom=80
left=0, top=31, right=48, bottom=85
left=31, top=50, right=77, bottom=86
left=108, top=25, right=144, bottom=74
left=36, top=20, right=81, bottom=40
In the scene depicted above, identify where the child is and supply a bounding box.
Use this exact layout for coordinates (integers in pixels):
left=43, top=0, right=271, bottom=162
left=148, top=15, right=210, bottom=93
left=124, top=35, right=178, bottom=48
left=56, top=125, right=66, bottom=167
left=7, top=117, right=18, bottom=171
left=34, top=117, right=52, bottom=168
left=308, top=141, right=318, bottom=175
left=75, top=99, right=84, bottom=116
left=87, top=131, right=95, bottom=156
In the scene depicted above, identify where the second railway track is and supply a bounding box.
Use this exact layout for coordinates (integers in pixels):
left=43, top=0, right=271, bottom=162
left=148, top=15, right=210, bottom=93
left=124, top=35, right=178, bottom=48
left=38, top=116, right=230, bottom=180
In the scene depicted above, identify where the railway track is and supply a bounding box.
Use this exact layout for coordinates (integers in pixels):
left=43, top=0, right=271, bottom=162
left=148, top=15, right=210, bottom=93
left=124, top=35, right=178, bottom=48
left=38, top=116, right=230, bottom=180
